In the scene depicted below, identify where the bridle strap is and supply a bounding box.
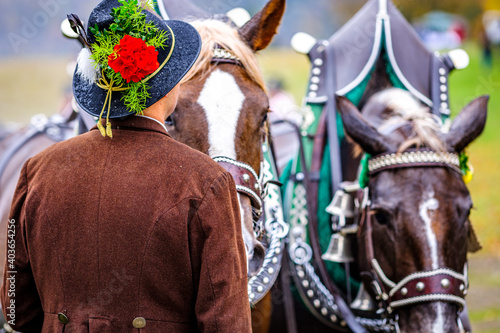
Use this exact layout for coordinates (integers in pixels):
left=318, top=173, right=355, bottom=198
left=211, top=46, right=242, bottom=66
left=213, top=156, right=262, bottom=210
left=368, top=150, right=461, bottom=176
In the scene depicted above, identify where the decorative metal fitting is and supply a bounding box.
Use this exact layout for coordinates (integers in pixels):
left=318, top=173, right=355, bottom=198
left=459, top=284, right=465, bottom=291
left=400, top=287, right=408, bottom=296
left=242, top=174, right=250, bottom=183
left=441, top=278, right=450, bottom=288
left=416, top=282, right=425, bottom=292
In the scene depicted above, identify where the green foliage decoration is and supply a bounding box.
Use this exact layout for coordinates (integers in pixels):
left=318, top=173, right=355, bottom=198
left=88, top=0, right=168, bottom=115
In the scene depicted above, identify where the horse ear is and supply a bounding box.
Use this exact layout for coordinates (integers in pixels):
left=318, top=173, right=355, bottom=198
left=238, top=0, right=285, bottom=51
left=444, top=96, right=488, bottom=153
left=336, top=96, right=394, bottom=156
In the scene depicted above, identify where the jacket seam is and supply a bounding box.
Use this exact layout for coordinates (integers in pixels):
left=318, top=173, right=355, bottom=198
left=190, top=172, right=230, bottom=332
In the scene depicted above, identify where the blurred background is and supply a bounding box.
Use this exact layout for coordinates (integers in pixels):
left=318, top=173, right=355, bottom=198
left=1, top=0, right=499, bottom=331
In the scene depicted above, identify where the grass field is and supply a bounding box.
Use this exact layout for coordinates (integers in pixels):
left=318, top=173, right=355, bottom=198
left=0, top=43, right=499, bottom=331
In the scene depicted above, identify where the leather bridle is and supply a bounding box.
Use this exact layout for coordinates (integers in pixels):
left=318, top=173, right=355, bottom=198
left=357, top=149, right=469, bottom=314
left=213, top=156, right=262, bottom=211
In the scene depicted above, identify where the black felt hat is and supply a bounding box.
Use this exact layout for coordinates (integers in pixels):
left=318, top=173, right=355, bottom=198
left=72, top=0, right=201, bottom=119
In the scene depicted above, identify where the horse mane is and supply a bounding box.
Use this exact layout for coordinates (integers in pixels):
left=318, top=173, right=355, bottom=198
left=180, top=19, right=266, bottom=91
left=373, top=88, right=446, bottom=153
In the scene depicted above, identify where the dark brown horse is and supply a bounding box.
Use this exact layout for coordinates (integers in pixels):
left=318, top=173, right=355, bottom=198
left=337, top=88, right=488, bottom=333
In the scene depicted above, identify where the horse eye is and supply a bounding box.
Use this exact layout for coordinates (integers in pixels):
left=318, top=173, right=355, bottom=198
left=165, top=115, right=175, bottom=127
left=374, top=211, right=390, bottom=225
left=261, top=112, right=268, bottom=125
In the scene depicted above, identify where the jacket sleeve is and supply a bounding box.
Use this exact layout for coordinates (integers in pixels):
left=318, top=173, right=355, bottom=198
left=1, top=160, right=44, bottom=332
left=190, top=171, right=252, bottom=333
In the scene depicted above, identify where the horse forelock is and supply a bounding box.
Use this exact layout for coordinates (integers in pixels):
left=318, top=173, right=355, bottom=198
left=372, top=88, right=446, bottom=153
left=180, top=19, right=266, bottom=91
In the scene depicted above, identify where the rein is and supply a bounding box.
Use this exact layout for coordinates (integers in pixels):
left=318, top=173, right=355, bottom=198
left=357, top=150, right=469, bottom=314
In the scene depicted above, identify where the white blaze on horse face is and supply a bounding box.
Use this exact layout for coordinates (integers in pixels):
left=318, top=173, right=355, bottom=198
left=432, top=302, right=445, bottom=333
left=419, top=190, right=440, bottom=270
left=197, top=69, right=245, bottom=159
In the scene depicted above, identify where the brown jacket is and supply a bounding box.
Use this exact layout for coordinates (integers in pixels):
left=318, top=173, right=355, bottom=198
left=1, top=116, right=251, bottom=333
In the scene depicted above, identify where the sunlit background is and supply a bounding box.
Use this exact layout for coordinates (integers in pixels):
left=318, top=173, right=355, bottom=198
left=1, top=0, right=499, bottom=331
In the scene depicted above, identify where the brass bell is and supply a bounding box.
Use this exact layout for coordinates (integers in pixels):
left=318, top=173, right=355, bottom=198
left=351, top=283, right=376, bottom=311
left=321, top=232, right=355, bottom=263
left=326, top=190, right=355, bottom=220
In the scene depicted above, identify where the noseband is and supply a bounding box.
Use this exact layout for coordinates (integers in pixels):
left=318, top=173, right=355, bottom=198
left=358, top=149, right=468, bottom=314
left=213, top=156, right=262, bottom=212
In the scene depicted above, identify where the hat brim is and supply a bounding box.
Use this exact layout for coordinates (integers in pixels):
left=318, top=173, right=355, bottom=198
left=73, top=16, right=201, bottom=118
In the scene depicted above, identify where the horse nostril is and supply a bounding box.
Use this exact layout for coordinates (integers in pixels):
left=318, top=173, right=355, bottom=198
left=248, top=242, right=265, bottom=276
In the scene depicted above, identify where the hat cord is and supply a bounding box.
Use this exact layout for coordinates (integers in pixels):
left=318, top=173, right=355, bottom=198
left=95, top=25, right=176, bottom=138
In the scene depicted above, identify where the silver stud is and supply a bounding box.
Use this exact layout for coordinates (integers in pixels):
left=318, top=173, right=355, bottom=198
left=314, top=58, right=323, bottom=66
left=311, top=76, right=320, bottom=84
left=312, top=68, right=321, bottom=75
left=441, top=93, right=448, bottom=101
left=313, top=299, right=321, bottom=308
left=308, top=92, right=317, bottom=98
left=257, top=286, right=264, bottom=292
left=441, top=85, right=448, bottom=92
left=441, top=102, right=448, bottom=109
left=263, top=277, right=270, bottom=284
left=321, top=307, right=328, bottom=316
left=401, top=287, right=408, bottom=296
left=250, top=293, right=255, bottom=299
left=298, top=270, right=305, bottom=278
left=254, top=183, right=260, bottom=190
left=459, top=284, right=465, bottom=291
left=242, top=174, right=250, bottom=183
left=310, top=84, right=319, bottom=91
left=330, top=314, right=337, bottom=322
left=440, top=76, right=447, bottom=84
left=268, top=267, right=274, bottom=274
left=416, top=282, right=425, bottom=292
left=272, top=257, right=278, bottom=264
left=341, top=320, right=347, bottom=327
left=296, top=172, right=305, bottom=181
left=463, top=289, right=468, bottom=296
left=441, top=278, right=450, bottom=288
left=275, top=247, right=281, bottom=255
left=307, top=289, right=314, bottom=298
left=302, top=280, right=309, bottom=288
left=439, top=68, right=446, bottom=75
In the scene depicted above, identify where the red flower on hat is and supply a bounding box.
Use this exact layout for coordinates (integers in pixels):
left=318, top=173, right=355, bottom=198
left=108, top=35, right=159, bottom=83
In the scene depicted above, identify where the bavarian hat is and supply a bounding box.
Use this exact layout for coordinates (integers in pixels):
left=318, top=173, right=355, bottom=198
left=71, top=0, right=201, bottom=126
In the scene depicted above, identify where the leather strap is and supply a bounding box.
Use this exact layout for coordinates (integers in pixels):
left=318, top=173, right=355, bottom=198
left=304, top=113, right=367, bottom=333
left=280, top=247, right=298, bottom=333
left=324, top=43, right=343, bottom=193
left=213, top=157, right=262, bottom=210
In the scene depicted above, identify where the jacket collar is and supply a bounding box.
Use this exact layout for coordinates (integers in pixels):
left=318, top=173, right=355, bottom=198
left=91, top=115, right=170, bottom=137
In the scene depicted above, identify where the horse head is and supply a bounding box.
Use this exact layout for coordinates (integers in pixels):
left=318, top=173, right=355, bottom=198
left=337, top=89, right=488, bottom=333
left=166, top=0, right=286, bottom=276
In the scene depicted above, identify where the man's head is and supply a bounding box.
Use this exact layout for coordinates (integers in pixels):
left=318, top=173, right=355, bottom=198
left=71, top=0, right=201, bottom=132
left=142, top=83, right=180, bottom=122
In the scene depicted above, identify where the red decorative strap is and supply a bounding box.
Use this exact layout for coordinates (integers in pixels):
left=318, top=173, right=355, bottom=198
left=213, top=157, right=262, bottom=210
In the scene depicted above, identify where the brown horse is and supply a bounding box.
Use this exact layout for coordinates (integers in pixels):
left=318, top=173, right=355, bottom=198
left=163, top=1, right=286, bottom=331
left=337, top=88, right=488, bottom=333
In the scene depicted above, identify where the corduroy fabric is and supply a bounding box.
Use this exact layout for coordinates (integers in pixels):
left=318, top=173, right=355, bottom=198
left=1, top=117, right=251, bottom=333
